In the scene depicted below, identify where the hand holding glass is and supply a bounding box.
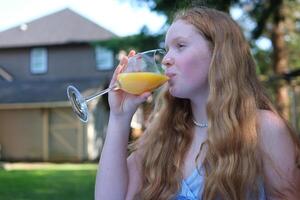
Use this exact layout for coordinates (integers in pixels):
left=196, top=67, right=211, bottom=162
left=67, top=49, right=168, bottom=122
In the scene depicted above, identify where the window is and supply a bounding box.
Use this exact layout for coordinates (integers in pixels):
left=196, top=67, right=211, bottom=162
left=95, top=46, right=113, bottom=70
left=30, top=48, right=47, bottom=74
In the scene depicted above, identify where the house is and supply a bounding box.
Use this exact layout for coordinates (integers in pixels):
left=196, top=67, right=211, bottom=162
left=0, top=8, right=117, bottom=162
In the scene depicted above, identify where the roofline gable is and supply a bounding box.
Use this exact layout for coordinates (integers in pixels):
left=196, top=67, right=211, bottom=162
left=0, top=8, right=117, bottom=48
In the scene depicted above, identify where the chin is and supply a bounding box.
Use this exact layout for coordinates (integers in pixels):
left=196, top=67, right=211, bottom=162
left=168, top=87, right=189, bottom=99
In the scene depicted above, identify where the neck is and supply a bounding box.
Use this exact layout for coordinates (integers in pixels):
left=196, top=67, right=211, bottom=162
left=190, top=87, right=209, bottom=125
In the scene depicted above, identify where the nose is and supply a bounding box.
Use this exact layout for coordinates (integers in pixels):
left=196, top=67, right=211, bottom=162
left=162, top=54, right=174, bottom=68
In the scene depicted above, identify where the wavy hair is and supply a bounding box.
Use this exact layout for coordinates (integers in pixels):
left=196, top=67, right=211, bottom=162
left=132, top=7, right=300, bottom=200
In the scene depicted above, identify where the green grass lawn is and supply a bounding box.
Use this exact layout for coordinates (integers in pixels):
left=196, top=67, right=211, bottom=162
left=0, top=163, right=97, bottom=200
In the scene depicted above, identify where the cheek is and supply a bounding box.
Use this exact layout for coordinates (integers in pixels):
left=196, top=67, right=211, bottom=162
left=180, top=55, right=210, bottom=84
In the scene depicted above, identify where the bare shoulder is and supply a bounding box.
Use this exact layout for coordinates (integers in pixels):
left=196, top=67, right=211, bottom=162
left=257, top=109, right=292, bottom=149
left=257, top=109, right=300, bottom=198
left=258, top=109, right=287, bottom=135
left=257, top=109, right=295, bottom=160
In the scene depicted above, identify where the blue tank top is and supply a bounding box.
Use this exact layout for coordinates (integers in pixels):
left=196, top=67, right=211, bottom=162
left=175, top=167, right=266, bottom=200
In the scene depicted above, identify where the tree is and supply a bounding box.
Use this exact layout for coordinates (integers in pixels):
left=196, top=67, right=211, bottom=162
left=248, top=0, right=300, bottom=121
left=132, top=0, right=235, bottom=20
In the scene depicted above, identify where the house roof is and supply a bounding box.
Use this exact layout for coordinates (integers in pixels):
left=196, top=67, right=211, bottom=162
left=0, top=8, right=117, bottom=48
left=0, top=76, right=111, bottom=108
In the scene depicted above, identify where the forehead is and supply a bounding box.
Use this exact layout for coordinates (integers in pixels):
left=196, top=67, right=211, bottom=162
left=165, top=20, right=200, bottom=44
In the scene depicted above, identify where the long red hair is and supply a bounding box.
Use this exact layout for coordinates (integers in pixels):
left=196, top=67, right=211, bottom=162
left=131, top=7, right=300, bottom=200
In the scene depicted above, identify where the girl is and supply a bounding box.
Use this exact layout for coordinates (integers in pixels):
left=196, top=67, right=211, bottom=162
left=95, top=7, right=300, bottom=200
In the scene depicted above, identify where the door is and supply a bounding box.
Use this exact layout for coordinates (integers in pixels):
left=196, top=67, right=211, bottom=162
left=48, top=108, right=83, bottom=161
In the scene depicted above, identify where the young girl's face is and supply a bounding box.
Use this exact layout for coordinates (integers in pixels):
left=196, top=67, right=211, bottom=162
left=163, top=19, right=212, bottom=99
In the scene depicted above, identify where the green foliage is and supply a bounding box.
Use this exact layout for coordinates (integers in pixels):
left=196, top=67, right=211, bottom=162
left=285, top=0, right=300, bottom=70
left=253, top=48, right=273, bottom=75
left=133, top=0, right=236, bottom=21
left=288, top=34, right=300, bottom=69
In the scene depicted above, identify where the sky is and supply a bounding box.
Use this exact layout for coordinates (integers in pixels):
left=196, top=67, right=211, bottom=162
left=0, top=0, right=271, bottom=50
left=0, top=0, right=167, bottom=36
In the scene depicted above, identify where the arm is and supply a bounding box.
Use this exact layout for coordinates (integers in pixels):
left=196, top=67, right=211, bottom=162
left=258, top=110, right=300, bottom=200
left=95, top=114, right=132, bottom=200
left=95, top=51, right=150, bottom=200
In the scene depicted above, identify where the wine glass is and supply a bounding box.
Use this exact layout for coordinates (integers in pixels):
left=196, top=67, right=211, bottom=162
left=67, top=49, right=168, bottom=122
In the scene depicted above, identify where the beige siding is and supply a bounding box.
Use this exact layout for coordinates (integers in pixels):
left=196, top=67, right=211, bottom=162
left=0, top=109, right=44, bottom=160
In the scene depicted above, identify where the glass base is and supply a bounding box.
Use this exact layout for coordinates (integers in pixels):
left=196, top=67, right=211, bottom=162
left=67, top=85, right=88, bottom=122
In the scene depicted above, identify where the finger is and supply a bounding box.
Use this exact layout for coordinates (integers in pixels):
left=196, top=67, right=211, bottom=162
left=109, top=56, right=128, bottom=88
left=133, top=92, right=152, bottom=105
left=128, top=50, right=136, bottom=58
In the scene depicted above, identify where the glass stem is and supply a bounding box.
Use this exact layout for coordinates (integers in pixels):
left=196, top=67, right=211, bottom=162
left=85, top=85, right=116, bottom=103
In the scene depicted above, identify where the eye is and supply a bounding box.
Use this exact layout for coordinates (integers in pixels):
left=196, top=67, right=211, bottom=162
left=176, top=43, right=186, bottom=49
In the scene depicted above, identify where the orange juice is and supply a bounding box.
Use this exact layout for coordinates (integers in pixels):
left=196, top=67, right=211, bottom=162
left=117, top=72, right=169, bottom=95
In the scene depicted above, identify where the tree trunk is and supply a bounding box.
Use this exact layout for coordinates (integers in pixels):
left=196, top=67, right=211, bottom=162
left=271, top=0, right=290, bottom=120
